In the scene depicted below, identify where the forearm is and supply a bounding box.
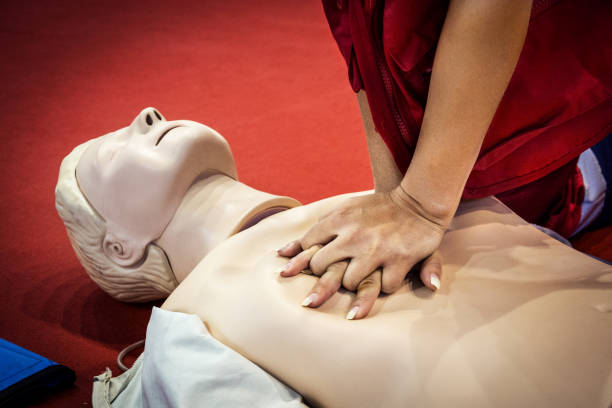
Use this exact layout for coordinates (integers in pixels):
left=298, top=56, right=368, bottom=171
left=400, top=0, right=532, bottom=223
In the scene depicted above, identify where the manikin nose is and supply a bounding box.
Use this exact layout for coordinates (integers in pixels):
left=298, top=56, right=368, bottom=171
left=134, top=107, right=166, bottom=133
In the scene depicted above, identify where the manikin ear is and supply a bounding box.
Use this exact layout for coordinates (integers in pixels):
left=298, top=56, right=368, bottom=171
left=102, top=231, right=146, bottom=267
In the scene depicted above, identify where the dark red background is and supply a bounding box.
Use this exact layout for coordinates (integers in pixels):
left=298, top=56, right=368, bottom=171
left=0, top=1, right=609, bottom=406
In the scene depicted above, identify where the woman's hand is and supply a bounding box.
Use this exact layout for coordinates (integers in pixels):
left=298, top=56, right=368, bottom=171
left=277, top=186, right=447, bottom=319
left=276, top=0, right=532, bottom=321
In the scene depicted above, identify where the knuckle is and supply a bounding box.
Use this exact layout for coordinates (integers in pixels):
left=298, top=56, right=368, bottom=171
left=309, top=263, right=323, bottom=275
left=335, top=206, right=353, bottom=218
left=382, top=278, right=401, bottom=294
left=309, top=256, right=325, bottom=275
left=300, top=231, right=319, bottom=250
left=327, top=260, right=348, bottom=273
left=293, top=250, right=315, bottom=269
left=319, top=276, right=342, bottom=295
left=357, top=276, right=380, bottom=291
left=313, top=282, right=330, bottom=297
left=356, top=290, right=376, bottom=303
left=300, top=239, right=311, bottom=251
left=342, top=274, right=360, bottom=291
left=341, top=230, right=357, bottom=244
left=309, top=244, right=323, bottom=253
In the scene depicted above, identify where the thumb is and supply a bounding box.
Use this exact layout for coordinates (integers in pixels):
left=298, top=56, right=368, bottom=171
left=420, top=251, right=443, bottom=292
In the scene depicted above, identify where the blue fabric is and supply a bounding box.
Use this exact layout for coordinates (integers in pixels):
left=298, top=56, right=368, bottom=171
left=591, top=132, right=612, bottom=227
left=0, top=338, right=57, bottom=391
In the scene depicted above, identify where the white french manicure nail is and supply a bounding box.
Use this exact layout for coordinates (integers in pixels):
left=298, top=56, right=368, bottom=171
left=346, top=306, right=359, bottom=320
left=301, top=294, right=317, bottom=307
left=430, top=274, right=441, bottom=290
left=278, top=242, right=292, bottom=252
left=277, top=261, right=292, bottom=275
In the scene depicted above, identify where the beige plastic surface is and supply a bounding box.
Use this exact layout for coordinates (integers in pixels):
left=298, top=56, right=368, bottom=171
left=163, top=193, right=612, bottom=408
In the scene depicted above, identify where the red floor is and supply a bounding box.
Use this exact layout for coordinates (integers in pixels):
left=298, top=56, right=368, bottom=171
left=0, top=1, right=609, bottom=406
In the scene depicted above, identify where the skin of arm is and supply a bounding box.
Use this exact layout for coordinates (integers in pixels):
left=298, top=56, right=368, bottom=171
left=279, top=0, right=533, bottom=319
left=404, top=0, right=533, bottom=221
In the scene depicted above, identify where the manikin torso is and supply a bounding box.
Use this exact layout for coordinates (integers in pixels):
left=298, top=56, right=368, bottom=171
left=66, top=107, right=611, bottom=407
left=162, top=192, right=612, bottom=408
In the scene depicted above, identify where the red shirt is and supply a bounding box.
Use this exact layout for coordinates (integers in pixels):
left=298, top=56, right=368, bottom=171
left=322, top=0, right=612, bottom=235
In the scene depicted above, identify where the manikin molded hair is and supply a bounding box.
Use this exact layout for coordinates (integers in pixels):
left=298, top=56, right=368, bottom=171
left=55, top=139, right=178, bottom=302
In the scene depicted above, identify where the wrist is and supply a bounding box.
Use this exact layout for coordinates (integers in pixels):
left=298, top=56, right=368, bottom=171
left=397, top=156, right=468, bottom=224
left=389, top=185, right=452, bottom=230
left=395, top=178, right=460, bottom=228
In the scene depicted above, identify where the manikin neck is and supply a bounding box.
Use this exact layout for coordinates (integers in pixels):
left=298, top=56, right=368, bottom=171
left=156, top=174, right=300, bottom=282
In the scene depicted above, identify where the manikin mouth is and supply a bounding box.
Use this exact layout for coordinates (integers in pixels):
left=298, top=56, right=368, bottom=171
left=155, top=125, right=183, bottom=146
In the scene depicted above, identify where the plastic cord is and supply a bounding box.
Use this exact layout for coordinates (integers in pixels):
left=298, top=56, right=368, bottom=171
left=117, top=339, right=145, bottom=372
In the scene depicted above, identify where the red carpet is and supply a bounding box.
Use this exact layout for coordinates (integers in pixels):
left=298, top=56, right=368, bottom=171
left=0, top=1, right=609, bottom=406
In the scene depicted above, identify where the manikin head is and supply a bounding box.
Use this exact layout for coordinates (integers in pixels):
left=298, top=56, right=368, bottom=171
left=55, top=108, right=238, bottom=302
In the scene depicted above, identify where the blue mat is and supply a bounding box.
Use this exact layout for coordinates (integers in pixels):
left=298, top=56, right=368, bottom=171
left=0, top=338, right=75, bottom=407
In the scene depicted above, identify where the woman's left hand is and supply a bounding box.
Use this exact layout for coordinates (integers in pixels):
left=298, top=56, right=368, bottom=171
left=277, top=187, right=447, bottom=320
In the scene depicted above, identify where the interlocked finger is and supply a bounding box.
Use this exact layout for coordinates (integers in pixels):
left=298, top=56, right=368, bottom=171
left=346, top=269, right=382, bottom=320
left=381, top=261, right=414, bottom=294
left=309, top=240, right=351, bottom=276
left=277, top=240, right=303, bottom=258
left=342, top=258, right=380, bottom=292
left=301, top=260, right=349, bottom=308
left=278, top=244, right=322, bottom=277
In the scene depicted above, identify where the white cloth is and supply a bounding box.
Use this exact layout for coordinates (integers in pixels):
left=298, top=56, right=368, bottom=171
left=95, top=307, right=306, bottom=407
left=139, top=307, right=306, bottom=408
left=574, top=148, right=607, bottom=235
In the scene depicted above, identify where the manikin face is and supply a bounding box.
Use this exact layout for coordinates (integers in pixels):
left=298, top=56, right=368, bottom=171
left=76, top=107, right=236, bottom=266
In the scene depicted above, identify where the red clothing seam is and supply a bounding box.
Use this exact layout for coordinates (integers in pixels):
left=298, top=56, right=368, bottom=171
left=466, top=113, right=612, bottom=193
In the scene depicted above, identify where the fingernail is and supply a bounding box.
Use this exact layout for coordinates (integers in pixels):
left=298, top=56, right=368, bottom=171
left=346, top=306, right=359, bottom=320
left=277, top=242, right=293, bottom=253
left=277, top=261, right=292, bottom=275
left=301, top=293, right=317, bottom=307
left=430, top=274, right=441, bottom=291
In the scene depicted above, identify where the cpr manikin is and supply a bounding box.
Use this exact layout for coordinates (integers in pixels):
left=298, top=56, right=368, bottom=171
left=56, top=109, right=612, bottom=407
left=56, top=107, right=300, bottom=301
